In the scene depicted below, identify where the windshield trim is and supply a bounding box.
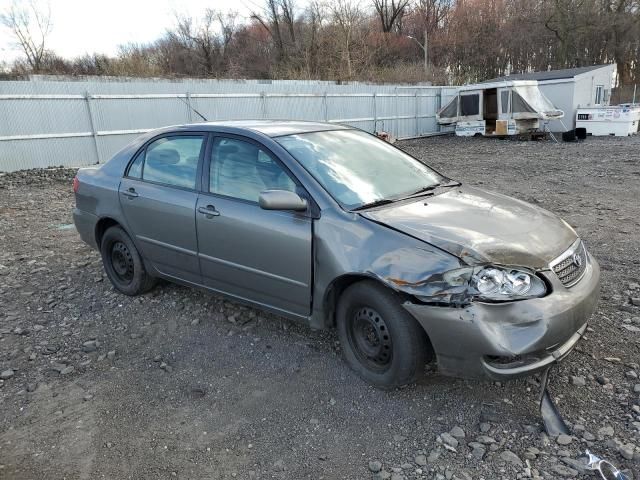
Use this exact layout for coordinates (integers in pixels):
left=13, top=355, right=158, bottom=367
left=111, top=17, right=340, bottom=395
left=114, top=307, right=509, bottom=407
left=276, top=129, right=450, bottom=211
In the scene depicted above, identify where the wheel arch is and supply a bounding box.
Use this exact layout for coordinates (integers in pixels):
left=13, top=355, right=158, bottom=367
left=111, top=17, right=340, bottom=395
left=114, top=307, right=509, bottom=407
left=323, top=273, right=435, bottom=349
left=94, top=217, right=122, bottom=248
left=322, top=273, right=417, bottom=329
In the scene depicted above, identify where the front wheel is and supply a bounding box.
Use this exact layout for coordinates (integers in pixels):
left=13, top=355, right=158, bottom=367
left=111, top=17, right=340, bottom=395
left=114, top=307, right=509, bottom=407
left=100, top=225, right=156, bottom=295
left=336, top=280, right=433, bottom=388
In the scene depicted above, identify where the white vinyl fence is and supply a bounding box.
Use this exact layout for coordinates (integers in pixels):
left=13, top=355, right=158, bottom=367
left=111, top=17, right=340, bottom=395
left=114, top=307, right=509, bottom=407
left=0, top=77, right=457, bottom=172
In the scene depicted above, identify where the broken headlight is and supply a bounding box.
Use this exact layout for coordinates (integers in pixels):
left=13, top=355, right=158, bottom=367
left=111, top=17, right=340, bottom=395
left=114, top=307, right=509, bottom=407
left=472, top=266, right=546, bottom=301
left=443, top=266, right=546, bottom=302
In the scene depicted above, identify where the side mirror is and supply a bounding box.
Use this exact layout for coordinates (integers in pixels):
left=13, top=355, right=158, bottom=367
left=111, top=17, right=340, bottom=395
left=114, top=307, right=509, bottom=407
left=259, top=189, right=308, bottom=212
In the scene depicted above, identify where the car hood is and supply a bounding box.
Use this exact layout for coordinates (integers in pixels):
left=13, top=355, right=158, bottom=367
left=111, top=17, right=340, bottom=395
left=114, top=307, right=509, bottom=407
left=360, top=185, right=577, bottom=269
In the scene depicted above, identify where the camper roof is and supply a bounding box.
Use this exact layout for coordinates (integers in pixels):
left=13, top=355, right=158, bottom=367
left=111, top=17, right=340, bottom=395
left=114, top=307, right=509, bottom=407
left=457, top=80, right=540, bottom=92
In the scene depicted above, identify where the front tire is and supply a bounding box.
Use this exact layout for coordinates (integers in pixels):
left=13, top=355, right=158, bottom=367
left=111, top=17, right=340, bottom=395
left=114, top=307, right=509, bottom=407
left=337, top=280, right=433, bottom=389
left=100, top=226, right=156, bottom=295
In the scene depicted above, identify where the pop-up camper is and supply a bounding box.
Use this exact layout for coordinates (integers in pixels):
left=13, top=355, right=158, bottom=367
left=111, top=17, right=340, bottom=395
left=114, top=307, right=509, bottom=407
left=437, top=80, right=564, bottom=136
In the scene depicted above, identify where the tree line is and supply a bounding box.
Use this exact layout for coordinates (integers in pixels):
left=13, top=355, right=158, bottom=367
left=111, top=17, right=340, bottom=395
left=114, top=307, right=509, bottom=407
left=2, top=0, right=639, bottom=87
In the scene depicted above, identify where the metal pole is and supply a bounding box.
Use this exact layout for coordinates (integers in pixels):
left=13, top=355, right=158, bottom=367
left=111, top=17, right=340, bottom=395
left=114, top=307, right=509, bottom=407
left=436, top=89, right=442, bottom=133
left=394, top=87, right=399, bottom=139
left=414, top=91, right=419, bottom=137
left=633, top=84, right=637, bottom=104
left=323, top=91, right=328, bottom=121
left=84, top=91, right=101, bottom=164
left=261, top=92, right=267, bottom=119
left=186, top=92, right=193, bottom=122
left=373, top=92, right=377, bottom=132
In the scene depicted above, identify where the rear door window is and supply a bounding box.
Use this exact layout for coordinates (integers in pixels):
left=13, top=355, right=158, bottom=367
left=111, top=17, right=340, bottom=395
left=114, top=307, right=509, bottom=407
left=136, top=136, right=204, bottom=189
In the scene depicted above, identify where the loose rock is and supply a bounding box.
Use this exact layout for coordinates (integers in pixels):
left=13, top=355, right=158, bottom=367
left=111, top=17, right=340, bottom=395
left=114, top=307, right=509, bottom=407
left=499, top=450, right=523, bottom=467
left=557, top=434, right=573, bottom=445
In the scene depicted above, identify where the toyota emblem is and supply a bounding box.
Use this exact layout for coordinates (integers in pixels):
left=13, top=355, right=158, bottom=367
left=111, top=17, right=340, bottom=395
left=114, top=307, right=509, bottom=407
left=572, top=253, right=583, bottom=268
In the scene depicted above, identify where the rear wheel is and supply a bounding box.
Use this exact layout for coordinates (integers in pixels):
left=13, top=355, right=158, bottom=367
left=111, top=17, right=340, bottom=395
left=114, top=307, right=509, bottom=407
left=100, top=226, right=156, bottom=295
left=337, top=280, right=433, bottom=388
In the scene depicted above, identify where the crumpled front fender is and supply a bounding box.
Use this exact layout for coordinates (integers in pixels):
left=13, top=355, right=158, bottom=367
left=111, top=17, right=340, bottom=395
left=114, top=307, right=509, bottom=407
left=402, top=259, right=600, bottom=379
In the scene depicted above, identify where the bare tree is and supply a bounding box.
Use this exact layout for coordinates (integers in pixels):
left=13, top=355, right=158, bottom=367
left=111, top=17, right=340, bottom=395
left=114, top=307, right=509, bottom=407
left=217, top=10, right=238, bottom=64
left=252, top=0, right=287, bottom=61
left=373, top=0, right=409, bottom=33
left=330, top=0, right=363, bottom=78
left=414, top=0, right=451, bottom=34
left=0, top=0, right=52, bottom=73
left=301, top=1, right=325, bottom=78
left=170, top=10, right=221, bottom=75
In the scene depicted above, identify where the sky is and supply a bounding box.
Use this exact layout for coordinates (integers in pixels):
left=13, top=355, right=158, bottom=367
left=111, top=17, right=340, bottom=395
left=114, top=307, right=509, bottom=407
left=0, top=0, right=266, bottom=63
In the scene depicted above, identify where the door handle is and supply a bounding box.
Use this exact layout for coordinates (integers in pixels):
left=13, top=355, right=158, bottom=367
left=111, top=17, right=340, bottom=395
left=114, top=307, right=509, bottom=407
left=198, top=205, right=220, bottom=217
left=122, top=188, right=139, bottom=198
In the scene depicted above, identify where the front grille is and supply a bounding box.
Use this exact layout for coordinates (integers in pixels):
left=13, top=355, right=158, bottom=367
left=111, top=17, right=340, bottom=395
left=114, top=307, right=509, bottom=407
left=550, top=240, right=587, bottom=287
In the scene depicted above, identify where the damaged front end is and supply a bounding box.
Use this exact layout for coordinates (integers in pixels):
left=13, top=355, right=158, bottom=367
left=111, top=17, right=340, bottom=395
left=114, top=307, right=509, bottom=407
left=368, top=246, right=600, bottom=381
left=384, top=264, right=548, bottom=306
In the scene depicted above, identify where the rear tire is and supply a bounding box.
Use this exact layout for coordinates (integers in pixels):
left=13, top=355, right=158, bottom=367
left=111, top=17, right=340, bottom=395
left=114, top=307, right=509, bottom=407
left=336, top=280, right=433, bottom=389
left=100, top=226, right=156, bottom=296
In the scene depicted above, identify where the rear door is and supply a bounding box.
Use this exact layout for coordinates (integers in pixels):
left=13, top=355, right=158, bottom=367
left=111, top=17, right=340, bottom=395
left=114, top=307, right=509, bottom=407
left=195, top=135, right=313, bottom=316
left=119, top=133, right=205, bottom=284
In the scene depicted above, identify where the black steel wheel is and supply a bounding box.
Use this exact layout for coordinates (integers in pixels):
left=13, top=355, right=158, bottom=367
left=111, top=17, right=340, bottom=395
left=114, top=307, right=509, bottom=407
left=347, top=307, right=393, bottom=372
left=110, top=241, right=135, bottom=284
left=100, top=225, right=156, bottom=296
left=337, top=280, right=433, bottom=388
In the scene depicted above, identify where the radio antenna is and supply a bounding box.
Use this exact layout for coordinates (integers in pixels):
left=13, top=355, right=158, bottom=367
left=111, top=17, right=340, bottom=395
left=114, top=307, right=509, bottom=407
left=178, top=95, right=208, bottom=122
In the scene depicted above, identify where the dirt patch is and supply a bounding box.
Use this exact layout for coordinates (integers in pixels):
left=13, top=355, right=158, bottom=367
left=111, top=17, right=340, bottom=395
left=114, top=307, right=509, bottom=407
left=1, top=135, right=639, bottom=479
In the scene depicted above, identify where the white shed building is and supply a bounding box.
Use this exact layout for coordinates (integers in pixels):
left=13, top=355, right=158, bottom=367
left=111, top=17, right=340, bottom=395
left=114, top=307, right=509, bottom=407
left=484, top=64, right=617, bottom=132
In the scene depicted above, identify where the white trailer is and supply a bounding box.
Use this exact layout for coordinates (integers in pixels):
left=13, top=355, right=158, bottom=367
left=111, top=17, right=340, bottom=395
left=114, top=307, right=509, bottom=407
left=437, top=80, right=564, bottom=137
left=576, top=105, right=640, bottom=136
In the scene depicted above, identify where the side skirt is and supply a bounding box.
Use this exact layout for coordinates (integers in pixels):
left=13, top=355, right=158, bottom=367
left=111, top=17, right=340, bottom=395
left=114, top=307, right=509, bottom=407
left=151, top=270, right=313, bottom=326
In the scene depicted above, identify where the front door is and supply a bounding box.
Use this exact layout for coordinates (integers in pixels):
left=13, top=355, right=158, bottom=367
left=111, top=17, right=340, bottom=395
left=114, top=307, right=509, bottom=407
left=196, top=136, right=313, bottom=316
left=119, top=134, right=205, bottom=284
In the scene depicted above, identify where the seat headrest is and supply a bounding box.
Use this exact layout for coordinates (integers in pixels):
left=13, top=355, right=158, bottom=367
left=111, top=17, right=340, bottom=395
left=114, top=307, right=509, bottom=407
left=147, top=148, right=180, bottom=166
left=218, top=145, right=239, bottom=157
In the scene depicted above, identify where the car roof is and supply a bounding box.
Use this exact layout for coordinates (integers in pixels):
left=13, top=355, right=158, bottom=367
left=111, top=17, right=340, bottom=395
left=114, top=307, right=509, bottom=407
left=180, top=120, right=352, bottom=137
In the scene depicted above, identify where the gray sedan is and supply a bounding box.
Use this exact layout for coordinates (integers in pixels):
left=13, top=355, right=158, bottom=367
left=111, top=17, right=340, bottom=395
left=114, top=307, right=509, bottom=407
left=73, top=121, right=600, bottom=388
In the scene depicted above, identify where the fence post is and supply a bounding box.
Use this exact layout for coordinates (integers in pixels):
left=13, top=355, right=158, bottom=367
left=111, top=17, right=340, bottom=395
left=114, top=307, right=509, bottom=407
left=261, top=92, right=267, bottom=119
left=186, top=92, right=193, bottom=122
left=436, top=89, right=442, bottom=133
left=84, top=91, right=101, bottom=164
left=323, top=91, right=328, bottom=121
left=372, top=92, right=377, bottom=132
left=394, top=87, right=399, bottom=139
left=414, top=91, right=419, bottom=137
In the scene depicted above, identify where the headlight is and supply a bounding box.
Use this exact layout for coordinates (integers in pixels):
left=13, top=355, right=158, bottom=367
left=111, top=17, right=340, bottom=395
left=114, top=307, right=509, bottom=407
left=436, top=265, right=546, bottom=302
left=471, top=266, right=546, bottom=301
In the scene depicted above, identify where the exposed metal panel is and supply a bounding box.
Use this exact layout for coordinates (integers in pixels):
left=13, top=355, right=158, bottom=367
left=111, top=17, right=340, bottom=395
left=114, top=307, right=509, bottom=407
left=0, top=78, right=446, bottom=172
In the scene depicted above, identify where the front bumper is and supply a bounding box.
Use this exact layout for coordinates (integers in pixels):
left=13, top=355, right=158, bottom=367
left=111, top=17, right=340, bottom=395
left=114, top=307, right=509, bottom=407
left=404, top=256, right=600, bottom=380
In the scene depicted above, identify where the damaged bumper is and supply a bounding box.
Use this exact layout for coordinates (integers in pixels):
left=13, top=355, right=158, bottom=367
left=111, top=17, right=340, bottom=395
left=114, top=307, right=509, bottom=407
left=403, top=257, right=600, bottom=380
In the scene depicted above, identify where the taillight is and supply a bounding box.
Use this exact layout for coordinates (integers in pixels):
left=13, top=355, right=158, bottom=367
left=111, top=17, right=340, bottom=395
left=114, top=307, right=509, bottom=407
left=73, top=176, right=79, bottom=193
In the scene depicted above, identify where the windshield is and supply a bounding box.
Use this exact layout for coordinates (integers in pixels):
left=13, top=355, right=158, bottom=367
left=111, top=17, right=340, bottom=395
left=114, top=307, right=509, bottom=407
left=276, top=130, right=444, bottom=209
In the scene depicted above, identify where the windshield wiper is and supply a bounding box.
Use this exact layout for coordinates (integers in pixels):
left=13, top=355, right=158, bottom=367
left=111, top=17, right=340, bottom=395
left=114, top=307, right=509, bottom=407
left=396, top=183, right=441, bottom=201
left=399, top=180, right=461, bottom=201
left=351, top=198, right=397, bottom=211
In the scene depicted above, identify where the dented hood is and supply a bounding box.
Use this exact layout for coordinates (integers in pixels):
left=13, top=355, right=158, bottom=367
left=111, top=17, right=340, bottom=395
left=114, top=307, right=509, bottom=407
left=361, top=186, right=577, bottom=269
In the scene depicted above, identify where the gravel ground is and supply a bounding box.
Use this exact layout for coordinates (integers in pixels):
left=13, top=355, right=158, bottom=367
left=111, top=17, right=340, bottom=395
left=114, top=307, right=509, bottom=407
left=1, top=135, right=639, bottom=480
